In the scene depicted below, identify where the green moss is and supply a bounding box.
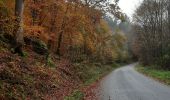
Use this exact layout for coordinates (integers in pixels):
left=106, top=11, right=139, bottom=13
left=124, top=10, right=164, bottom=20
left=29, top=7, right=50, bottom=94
left=32, top=39, right=48, bottom=55
left=47, top=57, right=55, bottom=67
left=23, top=75, right=34, bottom=84
left=0, top=46, right=6, bottom=52
left=64, top=90, right=84, bottom=100
left=22, top=51, right=29, bottom=58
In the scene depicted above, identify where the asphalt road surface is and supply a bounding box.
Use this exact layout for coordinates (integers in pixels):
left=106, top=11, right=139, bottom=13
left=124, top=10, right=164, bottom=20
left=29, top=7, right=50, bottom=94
left=98, top=64, right=170, bottom=100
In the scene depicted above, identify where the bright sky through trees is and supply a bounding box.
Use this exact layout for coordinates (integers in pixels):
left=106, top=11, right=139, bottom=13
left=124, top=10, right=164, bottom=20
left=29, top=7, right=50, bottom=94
left=118, top=0, right=143, bottom=19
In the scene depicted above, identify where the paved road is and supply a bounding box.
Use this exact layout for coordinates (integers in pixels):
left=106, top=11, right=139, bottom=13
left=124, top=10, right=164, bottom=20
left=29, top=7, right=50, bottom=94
left=98, top=64, right=170, bottom=100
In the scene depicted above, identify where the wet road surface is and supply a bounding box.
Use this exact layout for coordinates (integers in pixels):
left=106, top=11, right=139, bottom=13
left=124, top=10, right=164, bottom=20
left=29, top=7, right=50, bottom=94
left=98, top=64, right=170, bottom=100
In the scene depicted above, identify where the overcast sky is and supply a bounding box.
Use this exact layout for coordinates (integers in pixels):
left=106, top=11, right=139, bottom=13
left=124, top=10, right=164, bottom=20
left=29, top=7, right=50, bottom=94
left=118, top=0, right=143, bottom=19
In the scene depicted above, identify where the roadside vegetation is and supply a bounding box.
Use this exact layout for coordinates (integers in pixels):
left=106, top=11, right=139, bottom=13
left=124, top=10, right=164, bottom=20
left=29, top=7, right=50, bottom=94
left=131, top=0, right=170, bottom=83
left=136, top=64, right=170, bottom=85
left=132, top=0, right=170, bottom=69
left=0, top=0, right=134, bottom=99
left=64, top=63, right=121, bottom=100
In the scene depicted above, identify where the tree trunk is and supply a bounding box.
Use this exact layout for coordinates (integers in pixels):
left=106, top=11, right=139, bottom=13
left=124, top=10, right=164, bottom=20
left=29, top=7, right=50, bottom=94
left=56, top=3, right=69, bottom=57
left=168, top=2, right=170, bottom=30
left=14, top=0, right=24, bottom=56
left=32, top=0, right=38, bottom=25
left=56, top=32, right=63, bottom=57
left=167, top=1, right=170, bottom=42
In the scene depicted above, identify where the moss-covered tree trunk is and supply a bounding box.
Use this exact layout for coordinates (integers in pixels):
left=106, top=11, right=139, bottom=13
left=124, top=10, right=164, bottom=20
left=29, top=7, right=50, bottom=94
left=14, top=0, right=24, bottom=56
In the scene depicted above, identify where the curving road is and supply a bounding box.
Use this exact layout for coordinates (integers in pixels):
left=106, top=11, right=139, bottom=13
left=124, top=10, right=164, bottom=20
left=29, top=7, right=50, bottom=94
left=98, top=64, right=170, bottom=100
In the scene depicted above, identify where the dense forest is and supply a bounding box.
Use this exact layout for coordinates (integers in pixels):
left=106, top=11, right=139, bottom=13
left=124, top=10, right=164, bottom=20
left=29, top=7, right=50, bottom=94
left=0, top=0, right=170, bottom=99
left=0, top=0, right=130, bottom=63
left=132, top=0, right=170, bottom=69
left=0, top=0, right=132, bottom=99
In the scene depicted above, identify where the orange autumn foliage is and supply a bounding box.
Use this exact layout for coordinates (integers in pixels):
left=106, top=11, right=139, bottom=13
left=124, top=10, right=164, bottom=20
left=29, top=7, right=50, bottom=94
left=0, top=0, right=126, bottom=62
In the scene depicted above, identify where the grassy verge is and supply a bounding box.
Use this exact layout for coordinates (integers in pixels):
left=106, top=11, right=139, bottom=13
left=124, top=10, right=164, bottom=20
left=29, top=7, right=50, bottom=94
left=136, top=64, right=170, bottom=85
left=64, top=63, right=121, bottom=100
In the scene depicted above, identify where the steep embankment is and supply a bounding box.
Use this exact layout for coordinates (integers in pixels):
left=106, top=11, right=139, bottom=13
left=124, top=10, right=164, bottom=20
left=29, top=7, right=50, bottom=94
left=0, top=43, right=80, bottom=99
left=0, top=39, right=115, bottom=100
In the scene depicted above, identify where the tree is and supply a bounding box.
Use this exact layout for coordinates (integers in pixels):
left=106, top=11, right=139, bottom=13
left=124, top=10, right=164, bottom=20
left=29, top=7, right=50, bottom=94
left=168, top=0, right=170, bottom=30
left=14, top=0, right=24, bottom=56
left=56, top=2, right=69, bottom=57
left=132, top=0, right=170, bottom=69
